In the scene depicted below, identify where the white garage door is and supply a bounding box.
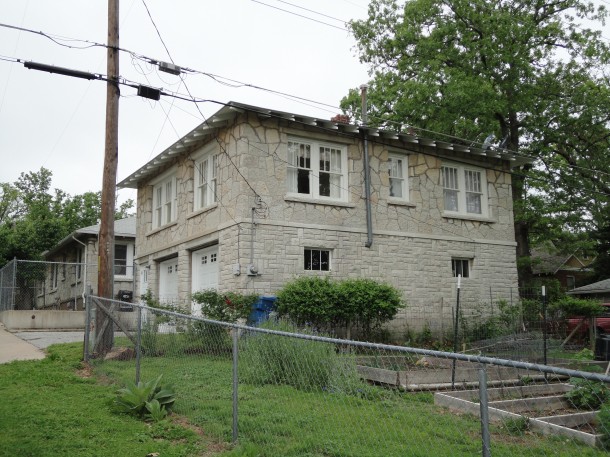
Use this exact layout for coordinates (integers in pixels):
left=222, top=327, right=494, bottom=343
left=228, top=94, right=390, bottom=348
left=158, top=258, right=179, bottom=304
left=191, top=246, right=219, bottom=316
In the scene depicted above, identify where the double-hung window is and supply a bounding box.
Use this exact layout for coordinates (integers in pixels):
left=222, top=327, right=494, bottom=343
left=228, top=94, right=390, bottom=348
left=388, top=153, right=408, bottom=201
left=287, top=138, right=347, bottom=201
left=194, top=153, right=218, bottom=210
left=152, top=174, right=177, bottom=229
left=441, top=163, right=488, bottom=217
left=114, top=244, right=127, bottom=276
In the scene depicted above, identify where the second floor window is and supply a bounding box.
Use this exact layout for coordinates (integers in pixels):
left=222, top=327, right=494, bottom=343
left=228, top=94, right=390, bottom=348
left=388, top=154, right=408, bottom=200
left=441, top=164, right=487, bottom=217
left=287, top=139, right=347, bottom=201
left=195, top=153, right=218, bottom=210
left=152, top=175, right=177, bottom=229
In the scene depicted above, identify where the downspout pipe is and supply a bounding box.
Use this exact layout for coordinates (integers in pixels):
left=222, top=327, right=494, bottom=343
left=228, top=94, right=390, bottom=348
left=361, top=84, right=373, bottom=248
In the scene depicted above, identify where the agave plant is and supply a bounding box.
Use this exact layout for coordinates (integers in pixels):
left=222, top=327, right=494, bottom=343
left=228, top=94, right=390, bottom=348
left=114, top=375, right=175, bottom=421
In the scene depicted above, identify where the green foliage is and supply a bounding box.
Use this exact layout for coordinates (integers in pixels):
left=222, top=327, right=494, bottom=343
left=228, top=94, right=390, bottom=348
left=342, top=0, right=610, bottom=270
left=0, top=167, right=134, bottom=265
left=240, top=320, right=366, bottom=395
left=598, top=403, right=610, bottom=450
left=276, top=276, right=404, bottom=337
left=502, top=417, right=529, bottom=436
left=0, top=343, right=206, bottom=456
left=338, top=278, right=404, bottom=336
left=275, top=276, right=338, bottom=327
left=114, top=375, right=175, bottom=422
left=191, top=289, right=258, bottom=322
left=565, top=379, right=609, bottom=410
left=554, top=298, right=604, bottom=318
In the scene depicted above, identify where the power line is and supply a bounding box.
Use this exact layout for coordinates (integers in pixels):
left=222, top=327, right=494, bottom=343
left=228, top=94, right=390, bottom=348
left=6, top=51, right=609, bottom=192
left=271, top=0, right=347, bottom=23
left=2, top=20, right=605, bottom=172
left=248, top=0, right=348, bottom=31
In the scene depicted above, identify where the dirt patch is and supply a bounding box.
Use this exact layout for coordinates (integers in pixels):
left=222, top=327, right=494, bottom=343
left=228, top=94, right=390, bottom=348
left=75, top=362, right=94, bottom=378
left=170, top=415, right=232, bottom=455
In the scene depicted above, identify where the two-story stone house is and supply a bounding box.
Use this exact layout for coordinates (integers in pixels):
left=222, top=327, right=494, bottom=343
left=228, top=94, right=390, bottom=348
left=118, top=102, right=529, bottom=333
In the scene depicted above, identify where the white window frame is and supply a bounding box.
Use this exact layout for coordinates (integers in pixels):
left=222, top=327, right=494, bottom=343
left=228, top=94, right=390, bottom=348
left=152, top=173, right=177, bottom=229
left=452, top=258, right=471, bottom=278
left=287, top=137, right=348, bottom=202
left=114, top=242, right=134, bottom=279
left=194, top=152, right=218, bottom=210
left=441, top=163, right=488, bottom=217
left=304, top=248, right=331, bottom=271
left=388, top=153, right=409, bottom=202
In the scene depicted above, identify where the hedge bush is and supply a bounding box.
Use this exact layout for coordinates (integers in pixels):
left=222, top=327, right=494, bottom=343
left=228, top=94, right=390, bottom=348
left=275, top=276, right=404, bottom=338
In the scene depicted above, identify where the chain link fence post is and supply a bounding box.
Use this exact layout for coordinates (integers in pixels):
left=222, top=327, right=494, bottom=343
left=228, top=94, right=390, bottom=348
left=11, top=258, right=17, bottom=309
left=232, top=326, right=239, bottom=444
left=84, top=285, right=92, bottom=362
left=478, top=366, right=491, bottom=457
left=135, top=305, right=142, bottom=384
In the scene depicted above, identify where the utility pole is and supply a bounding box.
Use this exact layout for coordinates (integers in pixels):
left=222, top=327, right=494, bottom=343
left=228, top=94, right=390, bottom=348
left=95, top=0, right=119, bottom=355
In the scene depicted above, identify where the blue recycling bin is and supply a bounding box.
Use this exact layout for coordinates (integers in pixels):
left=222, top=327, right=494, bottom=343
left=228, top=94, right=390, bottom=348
left=248, top=296, right=276, bottom=326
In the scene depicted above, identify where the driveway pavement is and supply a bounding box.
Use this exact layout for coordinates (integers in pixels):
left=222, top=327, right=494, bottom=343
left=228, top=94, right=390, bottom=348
left=0, top=323, right=84, bottom=364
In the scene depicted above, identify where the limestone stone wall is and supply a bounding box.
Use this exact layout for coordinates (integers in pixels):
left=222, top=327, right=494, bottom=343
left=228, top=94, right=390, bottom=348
left=132, top=111, right=519, bottom=332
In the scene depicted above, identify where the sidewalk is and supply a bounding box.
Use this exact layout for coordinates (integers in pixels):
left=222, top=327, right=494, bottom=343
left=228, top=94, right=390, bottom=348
left=0, top=322, right=45, bottom=364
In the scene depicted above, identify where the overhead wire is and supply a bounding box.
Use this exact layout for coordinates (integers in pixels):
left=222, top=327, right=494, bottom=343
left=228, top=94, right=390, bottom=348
left=2, top=20, right=606, bottom=174
left=138, top=0, right=263, bottom=224
left=271, top=0, right=347, bottom=23
left=248, top=0, right=348, bottom=31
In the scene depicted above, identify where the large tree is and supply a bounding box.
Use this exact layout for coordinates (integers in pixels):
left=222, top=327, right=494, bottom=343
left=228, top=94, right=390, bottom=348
left=342, top=0, right=610, bottom=285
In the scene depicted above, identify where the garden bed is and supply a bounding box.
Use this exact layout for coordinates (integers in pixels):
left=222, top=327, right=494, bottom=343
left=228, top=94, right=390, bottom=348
left=434, top=384, right=605, bottom=447
left=355, top=356, right=560, bottom=390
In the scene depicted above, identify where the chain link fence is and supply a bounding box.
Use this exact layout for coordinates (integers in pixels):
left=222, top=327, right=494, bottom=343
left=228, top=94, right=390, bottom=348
left=86, top=295, right=610, bottom=456
left=0, top=259, right=136, bottom=311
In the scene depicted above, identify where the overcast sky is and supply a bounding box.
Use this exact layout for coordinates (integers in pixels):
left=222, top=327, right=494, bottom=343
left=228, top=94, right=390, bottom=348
left=0, top=0, right=370, bottom=205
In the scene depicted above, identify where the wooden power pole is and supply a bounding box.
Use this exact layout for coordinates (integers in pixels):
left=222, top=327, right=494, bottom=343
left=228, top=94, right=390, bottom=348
left=95, top=0, right=119, bottom=355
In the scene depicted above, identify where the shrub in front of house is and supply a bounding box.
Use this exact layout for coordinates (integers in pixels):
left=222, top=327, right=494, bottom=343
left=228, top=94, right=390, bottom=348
left=275, top=276, right=404, bottom=339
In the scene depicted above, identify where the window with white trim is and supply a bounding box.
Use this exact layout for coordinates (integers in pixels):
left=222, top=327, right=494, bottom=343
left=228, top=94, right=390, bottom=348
left=287, top=138, right=347, bottom=201
left=152, top=175, right=177, bottom=229
left=441, top=163, right=488, bottom=217
left=388, top=153, right=408, bottom=201
left=304, top=248, right=331, bottom=271
left=452, top=258, right=471, bottom=278
left=194, top=153, right=218, bottom=210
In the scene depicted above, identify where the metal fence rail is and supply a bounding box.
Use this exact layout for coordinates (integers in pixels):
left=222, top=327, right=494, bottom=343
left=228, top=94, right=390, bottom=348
left=0, top=260, right=136, bottom=311
left=86, top=295, right=610, bottom=456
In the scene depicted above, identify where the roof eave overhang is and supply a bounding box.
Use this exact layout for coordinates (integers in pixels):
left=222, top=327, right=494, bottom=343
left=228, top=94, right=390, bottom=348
left=117, top=101, right=534, bottom=189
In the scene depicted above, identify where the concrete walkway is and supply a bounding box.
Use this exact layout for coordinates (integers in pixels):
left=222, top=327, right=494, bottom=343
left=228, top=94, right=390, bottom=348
left=0, top=322, right=45, bottom=364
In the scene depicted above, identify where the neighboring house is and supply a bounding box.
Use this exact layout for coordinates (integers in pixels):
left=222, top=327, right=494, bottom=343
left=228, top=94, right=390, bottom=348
left=118, top=101, right=530, bottom=333
left=39, top=217, right=136, bottom=310
left=567, top=278, right=610, bottom=301
left=531, top=243, right=594, bottom=291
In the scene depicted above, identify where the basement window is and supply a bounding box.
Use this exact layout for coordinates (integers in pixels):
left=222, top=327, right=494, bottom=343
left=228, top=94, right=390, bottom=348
left=304, top=248, right=331, bottom=271
left=452, top=258, right=471, bottom=278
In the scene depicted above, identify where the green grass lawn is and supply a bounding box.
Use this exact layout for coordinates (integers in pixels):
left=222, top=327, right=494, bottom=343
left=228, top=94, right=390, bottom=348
left=0, top=343, right=216, bottom=457
left=2, top=339, right=609, bottom=457
left=96, top=330, right=610, bottom=457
